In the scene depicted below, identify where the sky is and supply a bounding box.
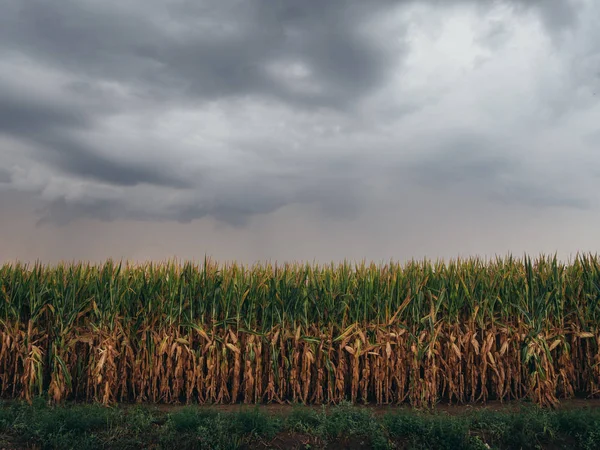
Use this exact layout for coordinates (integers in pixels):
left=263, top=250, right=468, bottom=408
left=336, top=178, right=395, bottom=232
left=1, top=0, right=599, bottom=265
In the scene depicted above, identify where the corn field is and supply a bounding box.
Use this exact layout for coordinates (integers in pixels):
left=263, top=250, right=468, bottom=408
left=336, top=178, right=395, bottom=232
left=1, top=254, right=600, bottom=407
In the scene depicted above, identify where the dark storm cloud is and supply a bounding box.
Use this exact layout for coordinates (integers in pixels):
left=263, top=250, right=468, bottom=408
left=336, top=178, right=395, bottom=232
left=0, top=0, right=597, bottom=228
left=2, top=0, right=577, bottom=104
left=0, top=87, right=188, bottom=188
left=0, top=89, right=89, bottom=135
left=36, top=188, right=287, bottom=227
left=0, top=0, right=400, bottom=109
left=34, top=163, right=367, bottom=227
left=0, top=0, right=409, bottom=225
left=38, top=132, right=191, bottom=188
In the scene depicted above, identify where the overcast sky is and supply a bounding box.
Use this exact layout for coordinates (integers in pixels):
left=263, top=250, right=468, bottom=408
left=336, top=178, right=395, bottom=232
left=1, top=0, right=599, bottom=264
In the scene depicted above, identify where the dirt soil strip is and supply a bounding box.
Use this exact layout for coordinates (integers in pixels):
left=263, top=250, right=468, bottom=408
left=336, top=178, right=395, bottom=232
left=126, top=398, right=600, bottom=416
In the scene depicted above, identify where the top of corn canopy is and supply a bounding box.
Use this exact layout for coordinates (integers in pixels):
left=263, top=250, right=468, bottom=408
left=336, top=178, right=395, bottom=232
left=1, top=253, right=599, bottom=331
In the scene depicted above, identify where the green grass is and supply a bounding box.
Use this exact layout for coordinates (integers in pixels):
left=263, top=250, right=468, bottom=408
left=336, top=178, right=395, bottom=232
left=2, top=401, right=600, bottom=449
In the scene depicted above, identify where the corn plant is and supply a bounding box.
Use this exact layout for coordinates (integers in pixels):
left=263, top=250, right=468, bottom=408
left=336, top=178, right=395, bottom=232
left=1, top=254, right=599, bottom=406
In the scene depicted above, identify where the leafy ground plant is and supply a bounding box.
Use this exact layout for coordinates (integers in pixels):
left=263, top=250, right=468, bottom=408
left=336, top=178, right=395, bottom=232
left=2, top=400, right=600, bottom=449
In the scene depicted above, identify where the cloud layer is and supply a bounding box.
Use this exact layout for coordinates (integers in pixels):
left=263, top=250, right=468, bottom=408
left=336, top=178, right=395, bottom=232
left=1, top=0, right=599, bottom=262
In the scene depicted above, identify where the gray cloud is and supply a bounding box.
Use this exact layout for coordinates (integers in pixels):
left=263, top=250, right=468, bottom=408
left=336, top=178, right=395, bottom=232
left=0, top=0, right=401, bottom=109
left=0, top=89, right=89, bottom=135
left=39, top=132, right=191, bottom=188
left=524, top=0, right=582, bottom=35
left=0, top=0, right=410, bottom=225
left=35, top=197, right=119, bottom=227
left=406, top=133, right=516, bottom=187
left=0, top=85, right=189, bottom=188
left=0, top=0, right=599, bottom=230
left=584, top=129, right=600, bottom=146
left=490, top=184, right=591, bottom=210
left=0, top=168, right=11, bottom=184
left=397, top=131, right=593, bottom=213
left=34, top=157, right=369, bottom=227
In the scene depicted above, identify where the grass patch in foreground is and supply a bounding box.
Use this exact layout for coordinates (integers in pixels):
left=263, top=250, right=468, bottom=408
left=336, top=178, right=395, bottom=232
left=2, top=400, right=600, bottom=449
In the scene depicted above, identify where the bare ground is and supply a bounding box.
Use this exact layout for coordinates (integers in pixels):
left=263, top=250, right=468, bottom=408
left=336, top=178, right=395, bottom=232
left=131, top=397, right=600, bottom=416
